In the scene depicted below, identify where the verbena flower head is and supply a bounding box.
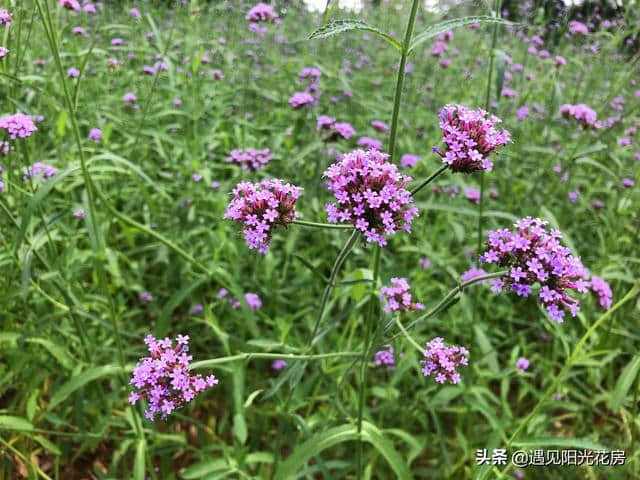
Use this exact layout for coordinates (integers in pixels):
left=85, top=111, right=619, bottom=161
left=371, top=120, right=389, bottom=133
left=400, top=154, right=420, bottom=168
left=559, top=103, right=600, bottom=129
left=88, top=128, right=102, bottom=141
left=246, top=3, right=278, bottom=22
left=380, top=278, right=424, bottom=313
left=590, top=275, right=612, bottom=310
left=245, top=293, right=262, bottom=311
left=569, top=20, right=588, bottom=35
left=516, top=357, right=530, bottom=372
left=421, top=337, right=469, bottom=384
left=0, top=9, right=12, bottom=26
left=123, top=92, right=137, bottom=103
left=23, top=162, right=56, bottom=181
left=323, top=149, right=418, bottom=246
left=272, top=359, right=287, bottom=371
left=0, top=47, right=8, bottom=59
left=224, top=179, right=302, bottom=254
left=374, top=345, right=395, bottom=370
left=226, top=148, right=272, bottom=171
left=289, top=91, right=314, bottom=109
left=460, top=267, right=488, bottom=283
left=479, top=216, right=589, bottom=323
left=129, top=334, right=218, bottom=420
left=435, top=104, right=510, bottom=173
left=59, top=0, right=80, bottom=11
left=0, top=113, right=37, bottom=139
left=357, top=137, right=382, bottom=150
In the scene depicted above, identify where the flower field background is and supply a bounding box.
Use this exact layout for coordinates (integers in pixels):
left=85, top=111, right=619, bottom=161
left=1, top=0, right=639, bottom=479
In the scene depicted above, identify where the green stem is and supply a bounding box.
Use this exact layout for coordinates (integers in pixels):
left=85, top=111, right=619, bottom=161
left=410, top=164, right=449, bottom=196
left=395, top=316, right=423, bottom=352
left=476, top=0, right=501, bottom=264
left=387, top=0, right=420, bottom=163
left=191, top=351, right=362, bottom=370
left=292, top=219, right=354, bottom=230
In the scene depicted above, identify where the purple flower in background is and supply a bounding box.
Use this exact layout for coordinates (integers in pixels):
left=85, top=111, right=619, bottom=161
left=480, top=217, right=589, bottom=323
left=421, top=337, right=469, bottom=384
left=332, top=122, right=356, bottom=140
left=555, top=55, right=566, bottom=66
left=516, top=357, right=530, bottom=372
left=139, top=291, right=153, bottom=304
left=129, top=334, right=218, bottom=420
left=129, top=7, right=141, bottom=19
left=0, top=113, right=37, bottom=139
left=374, top=345, right=395, bottom=369
left=465, top=187, right=481, bottom=204
left=24, top=163, right=56, bottom=181
left=324, top=149, right=418, bottom=246
left=172, top=98, right=182, bottom=106
left=111, top=37, right=123, bottom=46
left=210, top=181, right=220, bottom=190
left=516, top=105, right=530, bottom=121
left=72, top=27, right=86, bottom=35
left=191, top=304, right=204, bottom=315
left=401, top=154, right=420, bottom=168
left=559, top=104, right=600, bottom=128
left=246, top=2, right=278, bottom=22
left=59, top=0, right=80, bottom=11
left=0, top=46, right=8, bottom=59
left=590, top=276, right=612, bottom=310
left=420, top=258, right=431, bottom=269
left=73, top=209, right=85, bottom=218
left=123, top=92, right=137, bottom=103
left=569, top=20, right=589, bottom=35
left=226, top=148, right=272, bottom=172
left=435, top=104, right=510, bottom=173
left=568, top=191, right=579, bottom=202
left=299, top=67, right=321, bottom=80
left=88, top=128, right=102, bottom=141
left=218, top=288, right=228, bottom=299
left=245, top=293, right=262, bottom=311
left=83, top=3, right=96, bottom=14
left=460, top=267, right=489, bottom=283
left=192, top=174, right=202, bottom=182
left=0, top=9, right=12, bottom=26
left=357, top=137, right=382, bottom=150
left=272, top=359, right=287, bottom=371
left=622, top=178, right=635, bottom=188
left=289, top=91, right=314, bottom=109
left=67, top=67, right=80, bottom=78
left=371, top=120, right=389, bottom=133
left=380, top=278, right=424, bottom=313
left=317, top=115, right=336, bottom=130
left=224, top=179, right=302, bottom=254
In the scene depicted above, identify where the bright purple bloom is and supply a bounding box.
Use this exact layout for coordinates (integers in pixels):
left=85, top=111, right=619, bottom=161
left=67, top=68, right=80, bottom=78
left=461, top=267, right=489, bottom=283
left=371, top=120, right=389, bottom=133
left=0, top=46, right=8, bottom=59
left=0, top=113, right=37, bottom=139
left=420, top=258, right=431, bottom=269
left=480, top=217, right=589, bottom=323
left=516, top=357, right=529, bottom=372
left=435, top=104, right=510, bottom=173
left=245, top=293, right=262, bottom=311
left=555, top=55, right=566, bottom=66
left=421, top=337, right=469, bottom=385
left=299, top=67, right=321, bottom=80
left=210, top=181, right=220, bottom=190
left=622, top=178, right=635, bottom=188
left=380, top=278, right=424, bottom=313
left=123, top=92, right=137, bottom=103
left=374, top=345, right=395, bottom=370
left=73, top=209, right=85, bottom=218
left=129, top=7, right=141, bottom=19
left=569, top=20, right=589, bottom=35
left=559, top=103, right=600, bottom=128
left=129, top=334, right=218, bottom=420
left=59, top=0, right=80, bottom=11
left=465, top=187, right=481, bottom=204
left=23, top=162, right=56, bottom=181
left=192, top=174, right=202, bottom=183
left=83, top=4, right=96, bottom=14
left=323, top=149, right=418, bottom=246
left=590, top=276, right=612, bottom=310
left=289, top=91, right=314, bottom=109
left=516, top=105, right=530, bottom=121
left=226, top=148, right=272, bottom=172
left=317, top=115, right=336, bottom=130
left=72, top=27, right=86, bottom=35
left=224, top=179, right=302, bottom=254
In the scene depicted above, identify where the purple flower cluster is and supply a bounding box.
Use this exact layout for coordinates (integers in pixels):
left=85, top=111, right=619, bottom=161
left=316, top=115, right=355, bottom=141
left=0, top=113, right=37, bottom=139
left=434, top=104, right=510, bottom=173
left=559, top=104, right=600, bottom=129
left=460, top=267, right=489, bottom=283
left=0, top=9, right=12, bottom=26
left=590, top=275, right=612, bottom=310
left=374, top=345, right=395, bottom=369
left=380, top=278, right=424, bottom=313
left=59, top=0, right=80, bottom=12
left=323, top=149, right=418, bottom=246
left=224, top=179, right=302, bottom=253
left=246, top=3, right=278, bottom=22
left=245, top=293, right=262, bottom=311
left=421, top=337, right=469, bottom=384
left=129, top=334, right=218, bottom=420
left=226, top=148, right=272, bottom=171
left=289, top=91, right=314, bottom=109
left=480, top=217, right=589, bottom=322
left=23, top=162, right=56, bottom=181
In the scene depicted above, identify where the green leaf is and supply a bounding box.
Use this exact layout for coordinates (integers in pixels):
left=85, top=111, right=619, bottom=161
left=274, top=422, right=410, bottom=480
left=513, top=437, right=608, bottom=450
left=308, top=19, right=402, bottom=52
left=48, top=365, right=123, bottom=410
left=134, top=439, right=146, bottom=480
left=409, top=16, right=512, bottom=54
left=233, top=413, right=248, bottom=445
left=33, top=435, right=61, bottom=456
left=181, top=459, right=229, bottom=479
left=609, top=356, right=640, bottom=412
left=474, top=325, right=499, bottom=374
left=0, top=415, right=34, bottom=432
left=25, top=338, right=74, bottom=370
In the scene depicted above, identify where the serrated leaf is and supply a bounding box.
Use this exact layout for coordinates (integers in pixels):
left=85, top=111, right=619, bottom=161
left=409, top=16, right=512, bottom=54
left=609, top=356, right=640, bottom=412
left=308, top=19, right=402, bottom=52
